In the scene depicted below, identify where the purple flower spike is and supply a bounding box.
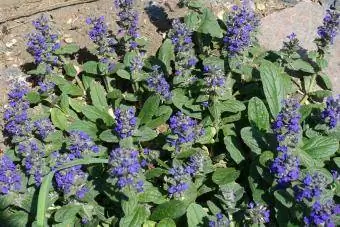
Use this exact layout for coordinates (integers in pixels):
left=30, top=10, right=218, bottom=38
left=0, top=155, right=21, bottom=194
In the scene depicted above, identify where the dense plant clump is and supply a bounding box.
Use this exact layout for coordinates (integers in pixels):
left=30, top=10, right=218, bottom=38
left=0, top=0, right=339, bottom=226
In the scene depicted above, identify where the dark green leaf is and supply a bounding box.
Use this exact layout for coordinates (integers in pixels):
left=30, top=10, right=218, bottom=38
left=36, top=172, right=54, bottom=227
left=248, top=97, right=270, bottom=131
left=150, top=200, right=188, bottom=221
left=120, top=206, right=150, bottom=227
left=157, top=39, right=175, bottom=74
left=90, top=81, right=108, bottom=109
left=146, top=105, right=172, bottom=129
left=51, top=108, right=68, bottom=130
left=186, top=203, right=207, bottom=227
left=197, top=8, right=223, bottom=38
left=157, top=218, right=176, bottom=227
left=138, top=182, right=166, bottom=204
left=219, top=99, right=246, bottom=113
left=55, top=43, right=79, bottom=55
left=83, top=61, right=99, bottom=74
left=82, top=105, right=114, bottom=126
left=27, top=91, right=41, bottom=104
left=69, top=98, right=86, bottom=113
left=54, top=204, right=81, bottom=222
left=240, top=127, right=267, bottom=155
left=260, top=61, right=286, bottom=118
left=64, top=63, right=77, bottom=77
left=289, top=59, right=314, bottom=73
left=259, top=150, right=274, bottom=167
left=134, top=127, right=158, bottom=142
left=302, top=136, right=339, bottom=158
left=99, top=130, right=119, bottom=143
left=67, top=120, right=98, bottom=139
left=223, top=136, right=244, bottom=164
left=212, top=168, right=240, bottom=185
left=138, top=95, right=160, bottom=125
left=116, top=69, right=131, bottom=80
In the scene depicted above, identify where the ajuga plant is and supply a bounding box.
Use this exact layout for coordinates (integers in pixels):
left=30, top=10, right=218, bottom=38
left=0, top=0, right=339, bottom=226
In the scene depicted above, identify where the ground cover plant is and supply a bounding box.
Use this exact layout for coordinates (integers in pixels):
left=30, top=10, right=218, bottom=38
left=0, top=0, right=339, bottom=226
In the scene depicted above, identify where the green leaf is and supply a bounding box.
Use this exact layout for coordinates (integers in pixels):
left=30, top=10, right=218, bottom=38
left=259, top=150, right=274, bottom=167
left=212, top=168, right=240, bottom=185
left=64, top=63, right=77, bottom=77
left=83, top=61, right=99, bottom=74
left=3, top=210, right=29, bottom=227
left=116, top=69, right=131, bottom=80
left=146, top=106, right=172, bottom=129
left=289, top=59, right=314, bottom=73
left=274, top=189, right=294, bottom=208
left=309, top=90, right=333, bottom=100
left=157, top=218, right=176, bottom=227
left=36, top=171, right=54, bottom=227
left=51, top=108, right=68, bottom=130
left=184, top=11, right=200, bottom=30
left=69, top=98, right=86, bottom=113
left=55, top=43, right=79, bottom=55
left=60, top=93, right=69, bottom=112
left=54, top=204, right=81, bottom=222
left=150, top=200, right=188, bottom=221
left=334, top=157, right=340, bottom=168
left=120, top=206, right=150, bottom=227
left=99, top=130, right=119, bottom=143
left=302, top=136, right=339, bottom=158
left=27, top=91, right=41, bottom=104
left=240, top=127, right=267, bottom=155
left=82, top=105, right=113, bottom=126
left=59, top=83, right=83, bottom=96
left=134, top=127, right=158, bottom=142
left=157, top=39, right=175, bottom=74
left=138, top=182, right=166, bottom=204
left=219, top=99, right=246, bottom=113
left=197, top=8, right=223, bottom=38
left=67, top=120, right=98, bottom=139
left=186, top=203, right=207, bottom=227
left=260, top=61, right=286, bottom=118
left=0, top=192, right=15, bottom=210
left=90, top=81, right=108, bottom=110
left=139, top=95, right=161, bottom=125
left=295, top=148, right=324, bottom=168
left=248, top=97, right=270, bottom=131
left=223, top=136, right=244, bottom=164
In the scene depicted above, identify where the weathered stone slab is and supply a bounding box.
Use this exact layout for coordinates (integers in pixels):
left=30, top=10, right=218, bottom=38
left=258, top=2, right=340, bottom=93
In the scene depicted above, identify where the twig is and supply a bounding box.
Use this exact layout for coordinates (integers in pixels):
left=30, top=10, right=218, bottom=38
left=0, top=0, right=99, bottom=25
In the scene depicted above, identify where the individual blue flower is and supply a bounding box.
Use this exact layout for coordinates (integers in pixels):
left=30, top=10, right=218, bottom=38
left=294, top=172, right=328, bottom=202
left=17, top=139, right=45, bottom=186
left=68, top=131, right=99, bottom=158
left=245, top=202, right=270, bottom=224
left=168, top=112, right=204, bottom=148
left=26, top=14, right=60, bottom=72
left=108, top=148, right=143, bottom=192
left=223, top=5, right=259, bottom=56
left=321, top=95, right=339, bottom=129
left=272, top=99, right=301, bottom=152
left=34, top=118, right=55, bottom=139
left=317, top=9, right=339, bottom=47
left=0, top=155, right=21, bottom=194
left=53, top=152, right=89, bottom=199
left=304, top=200, right=340, bottom=227
left=3, top=81, right=31, bottom=138
left=168, top=19, right=197, bottom=77
left=270, top=152, right=300, bottom=185
left=114, top=107, right=137, bottom=138
left=146, top=65, right=172, bottom=100
left=203, top=65, right=226, bottom=95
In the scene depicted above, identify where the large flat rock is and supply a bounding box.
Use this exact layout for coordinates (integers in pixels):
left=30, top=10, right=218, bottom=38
left=258, top=2, right=340, bottom=93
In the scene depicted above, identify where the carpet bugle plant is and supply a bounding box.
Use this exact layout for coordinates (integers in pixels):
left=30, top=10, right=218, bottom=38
left=0, top=0, right=339, bottom=226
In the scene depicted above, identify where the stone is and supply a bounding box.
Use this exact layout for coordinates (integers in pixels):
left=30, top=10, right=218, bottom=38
left=258, top=2, right=340, bottom=93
